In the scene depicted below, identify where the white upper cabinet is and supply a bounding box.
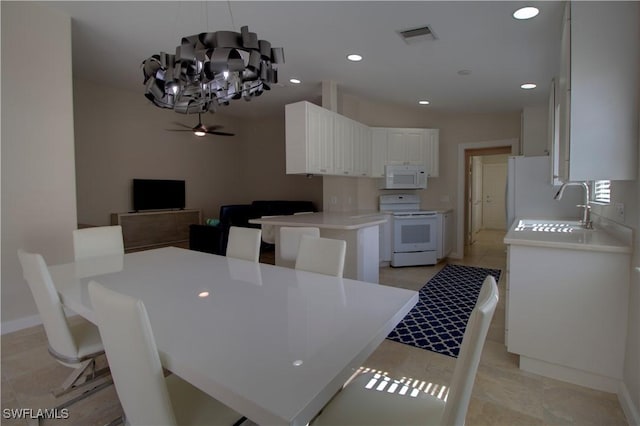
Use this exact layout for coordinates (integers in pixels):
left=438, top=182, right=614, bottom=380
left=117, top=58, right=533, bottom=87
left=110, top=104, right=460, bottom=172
left=286, top=101, right=438, bottom=179
left=556, top=2, right=638, bottom=182
left=371, top=128, right=439, bottom=177
left=371, top=128, right=388, bottom=178
left=333, top=115, right=372, bottom=177
left=387, top=129, right=426, bottom=165
left=286, top=101, right=334, bottom=175
left=424, top=129, right=440, bottom=178
left=353, top=121, right=372, bottom=177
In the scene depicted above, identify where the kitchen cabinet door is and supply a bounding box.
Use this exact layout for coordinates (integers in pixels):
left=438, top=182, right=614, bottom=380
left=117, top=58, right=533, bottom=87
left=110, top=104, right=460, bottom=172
left=353, top=122, right=372, bottom=177
left=333, top=114, right=355, bottom=176
left=285, top=101, right=334, bottom=175
left=386, top=129, right=425, bottom=165
left=424, top=129, right=439, bottom=177
left=507, top=243, right=629, bottom=391
left=557, top=2, right=638, bottom=181
left=334, top=115, right=371, bottom=177
left=370, top=128, right=388, bottom=177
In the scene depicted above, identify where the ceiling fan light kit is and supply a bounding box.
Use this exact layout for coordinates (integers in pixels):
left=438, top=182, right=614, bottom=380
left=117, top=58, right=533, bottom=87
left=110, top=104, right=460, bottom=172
left=142, top=25, right=284, bottom=114
left=166, top=113, right=235, bottom=137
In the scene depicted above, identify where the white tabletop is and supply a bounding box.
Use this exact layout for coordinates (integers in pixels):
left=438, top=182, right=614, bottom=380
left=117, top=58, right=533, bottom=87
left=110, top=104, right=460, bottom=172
left=49, top=247, right=417, bottom=426
left=249, top=211, right=387, bottom=230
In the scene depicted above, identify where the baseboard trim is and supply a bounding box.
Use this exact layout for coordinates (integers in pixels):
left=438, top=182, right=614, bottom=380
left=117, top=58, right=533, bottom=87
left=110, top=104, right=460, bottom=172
left=1, top=314, right=42, bottom=335
left=619, top=381, right=640, bottom=426
left=519, top=356, right=620, bottom=393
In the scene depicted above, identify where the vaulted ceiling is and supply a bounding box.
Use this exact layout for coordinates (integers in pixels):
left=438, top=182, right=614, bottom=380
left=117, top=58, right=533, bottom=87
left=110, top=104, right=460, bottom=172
left=48, top=1, right=565, bottom=117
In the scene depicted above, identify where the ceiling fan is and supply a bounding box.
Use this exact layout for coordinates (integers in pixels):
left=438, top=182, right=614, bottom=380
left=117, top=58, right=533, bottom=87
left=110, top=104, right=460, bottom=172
left=166, top=113, right=234, bottom=137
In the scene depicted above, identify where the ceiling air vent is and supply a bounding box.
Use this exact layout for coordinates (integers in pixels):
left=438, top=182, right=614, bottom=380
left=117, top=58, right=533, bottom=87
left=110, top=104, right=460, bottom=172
left=397, top=25, right=437, bottom=45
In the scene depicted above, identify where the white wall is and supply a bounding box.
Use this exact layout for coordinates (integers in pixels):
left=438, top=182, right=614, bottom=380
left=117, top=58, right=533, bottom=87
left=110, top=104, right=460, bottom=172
left=73, top=79, right=323, bottom=225
left=1, top=2, right=78, bottom=330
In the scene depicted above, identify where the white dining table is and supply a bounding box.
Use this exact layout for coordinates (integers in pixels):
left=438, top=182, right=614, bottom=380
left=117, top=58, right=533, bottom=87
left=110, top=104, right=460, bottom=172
left=48, top=247, right=418, bottom=426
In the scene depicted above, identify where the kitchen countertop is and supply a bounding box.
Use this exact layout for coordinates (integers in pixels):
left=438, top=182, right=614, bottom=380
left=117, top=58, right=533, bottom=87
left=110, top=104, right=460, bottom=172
left=249, top=211, right=387, bottom=230
left=504, top=218, right=632, bottom=254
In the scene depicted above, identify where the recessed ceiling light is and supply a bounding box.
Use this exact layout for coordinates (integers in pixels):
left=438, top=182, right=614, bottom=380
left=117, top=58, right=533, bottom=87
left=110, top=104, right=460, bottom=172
left=418, top=100, right=430, bottom=105
left=513, top=7, right=539, bottom=20
left=289, top=78, right=301, bottom=84
left=520, top=83, right=537, bottom=90
left=347, top=54, right=363, bottom=62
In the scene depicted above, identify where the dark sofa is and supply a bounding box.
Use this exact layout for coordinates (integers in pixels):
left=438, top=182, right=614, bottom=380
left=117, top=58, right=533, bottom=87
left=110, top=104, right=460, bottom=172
left=189, top=200, right=317, bottom=255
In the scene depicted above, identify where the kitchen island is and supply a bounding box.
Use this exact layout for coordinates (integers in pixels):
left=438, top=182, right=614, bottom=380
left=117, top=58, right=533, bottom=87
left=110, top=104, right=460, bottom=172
left=250, top=212, right=387, bottom=283
left=504, top=217, right=632, bottom=392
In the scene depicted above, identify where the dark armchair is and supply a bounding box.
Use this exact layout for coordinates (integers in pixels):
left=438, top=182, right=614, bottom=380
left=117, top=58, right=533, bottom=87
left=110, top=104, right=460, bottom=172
left=189, top=200, right=316, bottom=256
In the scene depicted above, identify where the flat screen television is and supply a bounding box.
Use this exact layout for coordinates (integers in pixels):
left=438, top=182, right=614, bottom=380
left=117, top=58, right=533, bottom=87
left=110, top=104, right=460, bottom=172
left=133, top=179, right=185, bottom=211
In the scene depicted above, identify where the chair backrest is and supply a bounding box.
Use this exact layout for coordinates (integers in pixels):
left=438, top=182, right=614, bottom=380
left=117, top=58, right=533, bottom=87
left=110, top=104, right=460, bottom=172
left=226, top=226, right=262, bottom=262
left=73, top=225, right=124, bottom=260
left=17, top=250, right=78, bottom=359
left=279, top=226, right=320, bottom=262
left=441, top=275, right=499, bottom=426
left=295, top=235, right=347, bottom=277
left=88, top=281, right=177, bottom=426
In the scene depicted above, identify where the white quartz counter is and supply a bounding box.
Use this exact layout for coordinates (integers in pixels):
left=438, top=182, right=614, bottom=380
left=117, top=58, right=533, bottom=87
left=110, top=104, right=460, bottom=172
left=249, top=211, right=387, bottom=230
left=504, top=217, right=632, bottom=254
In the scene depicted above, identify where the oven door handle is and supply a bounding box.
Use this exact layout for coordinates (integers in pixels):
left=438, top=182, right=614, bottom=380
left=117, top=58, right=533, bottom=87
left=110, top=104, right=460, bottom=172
left=394, top=214, right=437, bottom=220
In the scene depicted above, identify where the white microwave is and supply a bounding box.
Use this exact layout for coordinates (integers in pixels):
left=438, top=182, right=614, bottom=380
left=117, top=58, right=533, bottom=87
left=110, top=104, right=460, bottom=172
left=381, top=165, right=427, bottom=189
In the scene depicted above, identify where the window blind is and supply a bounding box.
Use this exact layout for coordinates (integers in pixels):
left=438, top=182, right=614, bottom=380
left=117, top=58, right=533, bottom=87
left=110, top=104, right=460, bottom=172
left=592, top=180, right=611, bottom=204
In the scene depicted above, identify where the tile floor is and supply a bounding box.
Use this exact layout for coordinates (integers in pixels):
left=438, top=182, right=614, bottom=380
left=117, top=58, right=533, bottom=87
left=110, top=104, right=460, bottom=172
left=1, top=230, right=629, bottom=425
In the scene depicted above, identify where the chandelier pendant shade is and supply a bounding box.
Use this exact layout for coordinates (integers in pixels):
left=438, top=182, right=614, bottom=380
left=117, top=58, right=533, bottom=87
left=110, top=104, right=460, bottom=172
left=142, top=25, right=284, bottom=114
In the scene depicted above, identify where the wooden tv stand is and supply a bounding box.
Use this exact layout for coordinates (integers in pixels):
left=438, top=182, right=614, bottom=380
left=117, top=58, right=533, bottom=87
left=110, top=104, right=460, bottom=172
left=111, top=209, right=201, bottom=252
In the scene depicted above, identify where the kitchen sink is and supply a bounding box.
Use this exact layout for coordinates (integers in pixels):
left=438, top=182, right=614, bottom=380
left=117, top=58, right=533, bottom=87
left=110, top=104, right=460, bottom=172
left=513, top=219, right=588, bottom=233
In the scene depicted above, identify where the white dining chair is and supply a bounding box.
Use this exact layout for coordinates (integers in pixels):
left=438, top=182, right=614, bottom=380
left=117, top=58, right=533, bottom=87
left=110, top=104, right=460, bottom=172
left=73, top=225, right=124, bottom=260
left=88, top=281, right=244, bottom=426
left=226, top=226, right=262, bottom=262
left=17, top=250, right=111, bottom=401
left=279, top=226, right=320, bottom=266
left=312, top=275, right=499, bottom=426
left=295, top=235, right=347, bottom=278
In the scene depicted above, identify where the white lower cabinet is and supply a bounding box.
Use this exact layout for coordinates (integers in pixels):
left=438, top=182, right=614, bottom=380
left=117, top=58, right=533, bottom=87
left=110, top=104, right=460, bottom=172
left=506, top=244, right=629, bottom=392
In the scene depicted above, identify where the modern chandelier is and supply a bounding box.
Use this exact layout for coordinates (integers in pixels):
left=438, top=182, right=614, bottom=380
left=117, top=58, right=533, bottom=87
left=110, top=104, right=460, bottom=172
left=142, top=25, right=284, bottom=114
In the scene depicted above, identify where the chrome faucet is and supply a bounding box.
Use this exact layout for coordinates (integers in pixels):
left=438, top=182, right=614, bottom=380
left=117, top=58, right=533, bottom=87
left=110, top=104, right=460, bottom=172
left=554, top=181, right=593, bottom=229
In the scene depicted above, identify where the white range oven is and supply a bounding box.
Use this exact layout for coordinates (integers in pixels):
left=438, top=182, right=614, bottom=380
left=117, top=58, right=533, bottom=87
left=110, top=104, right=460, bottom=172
left=379, top=194, right=438, bottom=267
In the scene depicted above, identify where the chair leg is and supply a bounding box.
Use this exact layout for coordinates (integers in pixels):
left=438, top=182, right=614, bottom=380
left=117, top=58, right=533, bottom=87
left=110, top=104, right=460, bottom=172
left=52, top=358, right=110, bottom=398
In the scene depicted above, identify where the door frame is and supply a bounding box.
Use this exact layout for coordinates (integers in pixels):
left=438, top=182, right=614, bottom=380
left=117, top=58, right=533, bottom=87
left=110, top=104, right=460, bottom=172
left=454, top=139, right=518, bottom=259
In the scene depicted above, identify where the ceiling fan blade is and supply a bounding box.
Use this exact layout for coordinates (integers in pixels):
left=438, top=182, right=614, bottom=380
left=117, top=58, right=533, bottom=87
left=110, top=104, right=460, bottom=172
left=165, top=129, right=195, bottom=132
left=208, top=130, right=235, bottom=136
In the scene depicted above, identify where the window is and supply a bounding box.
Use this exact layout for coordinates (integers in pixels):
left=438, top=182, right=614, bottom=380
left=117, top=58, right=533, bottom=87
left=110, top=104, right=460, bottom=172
left=591, top=180, right=611, bottom=205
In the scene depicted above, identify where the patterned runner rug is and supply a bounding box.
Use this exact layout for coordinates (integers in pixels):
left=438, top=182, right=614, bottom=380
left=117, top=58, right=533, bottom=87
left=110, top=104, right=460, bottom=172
left=387, top=264, right=501, bottom=358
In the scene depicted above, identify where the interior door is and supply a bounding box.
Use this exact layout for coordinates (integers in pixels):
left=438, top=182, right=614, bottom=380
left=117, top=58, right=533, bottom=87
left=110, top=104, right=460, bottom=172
left=471, top=157, right=483, bottom=240
left=482, top=163, right=507, bottom=230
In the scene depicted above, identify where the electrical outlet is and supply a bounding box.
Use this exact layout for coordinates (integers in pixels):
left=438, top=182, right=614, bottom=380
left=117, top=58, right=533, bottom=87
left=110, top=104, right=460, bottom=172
left=615, top=203, right=625, bottom=221
left=330, top=196, right=338, bottom=205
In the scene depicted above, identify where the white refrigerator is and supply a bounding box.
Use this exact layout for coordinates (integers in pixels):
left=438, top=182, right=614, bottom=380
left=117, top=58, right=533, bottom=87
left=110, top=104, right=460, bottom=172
left=506, top=156, right=583, bottom=227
